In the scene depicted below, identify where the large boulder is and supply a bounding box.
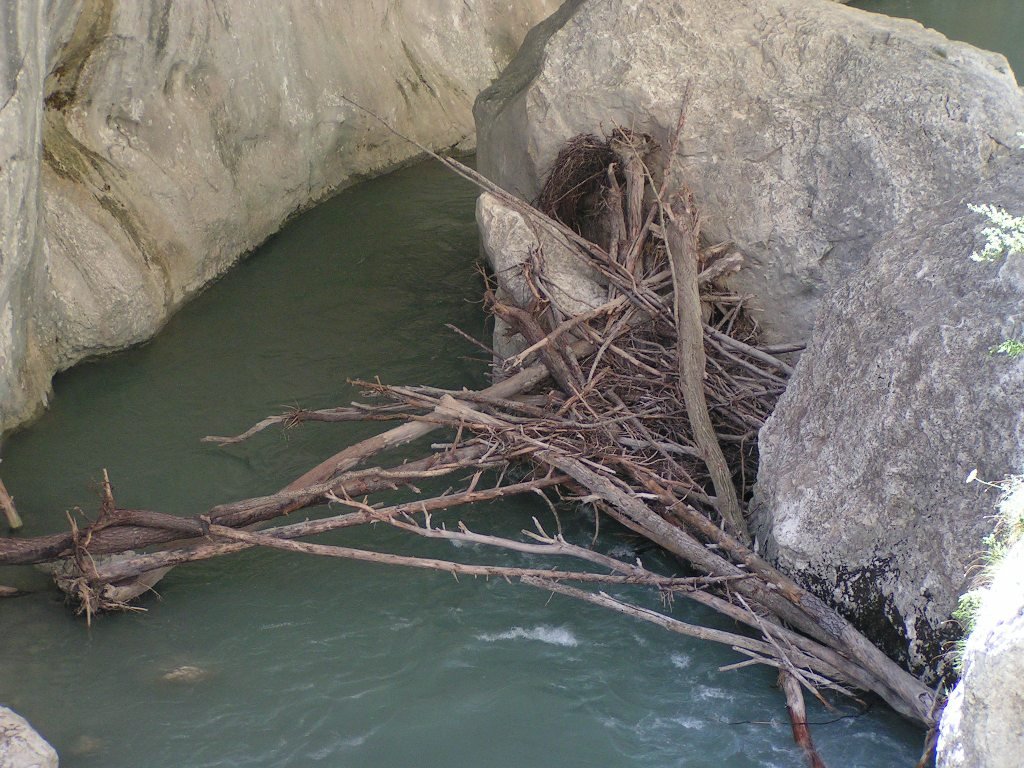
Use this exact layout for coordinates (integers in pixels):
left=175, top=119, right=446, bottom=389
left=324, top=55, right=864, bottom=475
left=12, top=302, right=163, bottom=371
left=752, top=153, right=1024, bottom=677
left=0, top=0, right=562, bottom=432
left=0, top=707, right=58, bottom=768
left=474, top=0, right=1024, bottom=347
left=938, top=505, right=1024, bottom=768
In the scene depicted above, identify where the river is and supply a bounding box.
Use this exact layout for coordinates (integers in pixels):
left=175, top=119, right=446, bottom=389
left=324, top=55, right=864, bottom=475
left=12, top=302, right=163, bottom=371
left=2, top=3, right=1021, bottom=766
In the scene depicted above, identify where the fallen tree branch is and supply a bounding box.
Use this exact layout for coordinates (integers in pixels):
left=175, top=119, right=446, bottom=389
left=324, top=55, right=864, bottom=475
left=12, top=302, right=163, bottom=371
left=0, top=445, right=492, bottom=565
left=88, top=473, right=568, bottom=584
left=779, top=670, right=829, bottom=768
left=0, top=477, right=23, bottom=530
left=205, top=524, right=703, bottom=590
left=665, top=193, right=746, bottom=542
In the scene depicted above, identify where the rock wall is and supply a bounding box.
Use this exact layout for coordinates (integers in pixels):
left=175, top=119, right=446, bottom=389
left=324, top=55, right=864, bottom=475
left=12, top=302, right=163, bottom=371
left=0, top=0, right=561, bottom=432
left=752, top=153, right=1024, bottom=676
left=938, top=496, right=1024, bottom=767
left=474, top=0, right=1023, bottom=346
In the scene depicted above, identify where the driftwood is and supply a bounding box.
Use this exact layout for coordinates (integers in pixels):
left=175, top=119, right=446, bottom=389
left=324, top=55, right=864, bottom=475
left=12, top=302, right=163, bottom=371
left=665, top=193, right=746, bottom=541
left=0, top=108, right=940, bottom=768
left=780, top=670, right=829, bottom=768
left=0, top=477, right=22, bottom=530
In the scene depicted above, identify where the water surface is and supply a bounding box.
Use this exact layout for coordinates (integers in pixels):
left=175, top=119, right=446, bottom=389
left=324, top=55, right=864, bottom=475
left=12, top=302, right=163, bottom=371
left=854, top=0, right=1024, bottom=76
left=1, top=162, right=924, bottom=766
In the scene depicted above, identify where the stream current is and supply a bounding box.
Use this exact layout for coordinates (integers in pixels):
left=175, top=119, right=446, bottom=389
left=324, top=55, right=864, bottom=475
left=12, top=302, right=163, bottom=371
left=2, top=4, right=1021, bottom=766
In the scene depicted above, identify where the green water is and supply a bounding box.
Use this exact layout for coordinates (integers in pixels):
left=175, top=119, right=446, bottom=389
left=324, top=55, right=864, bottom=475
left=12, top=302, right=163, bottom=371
left=0, top=163, right=925, bottom=767
left=854, top=0, right=1024, bottom=77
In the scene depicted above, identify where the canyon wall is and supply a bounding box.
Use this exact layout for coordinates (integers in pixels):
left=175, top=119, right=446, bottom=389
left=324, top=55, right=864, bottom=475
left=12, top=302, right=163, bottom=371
left=0, top=0, right=562, bottom=432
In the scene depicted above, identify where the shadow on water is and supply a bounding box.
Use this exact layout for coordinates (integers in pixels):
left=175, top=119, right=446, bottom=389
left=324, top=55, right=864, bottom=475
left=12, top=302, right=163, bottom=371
left=0, top=161, right=926, bottom=767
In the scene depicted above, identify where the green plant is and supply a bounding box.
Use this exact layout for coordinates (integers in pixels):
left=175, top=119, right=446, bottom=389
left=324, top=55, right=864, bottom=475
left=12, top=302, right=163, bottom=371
left=990, top=338, right=1024, bottom=358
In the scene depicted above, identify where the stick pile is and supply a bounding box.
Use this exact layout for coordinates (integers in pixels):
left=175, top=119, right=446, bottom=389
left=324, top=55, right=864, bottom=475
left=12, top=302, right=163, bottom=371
left=0, top=115, right=939, bottom=764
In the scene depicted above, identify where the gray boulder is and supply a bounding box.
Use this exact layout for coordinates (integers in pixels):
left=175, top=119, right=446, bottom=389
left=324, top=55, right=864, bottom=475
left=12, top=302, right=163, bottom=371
left=475, top=0, right=1024, bottom=347
left=0, top=0, right=562, bottom=432
left=752, top=153, right=1024, bottom=677
left=0, top=707, right=58, bottom=768
left=939, top=513, right=1024, bottom=768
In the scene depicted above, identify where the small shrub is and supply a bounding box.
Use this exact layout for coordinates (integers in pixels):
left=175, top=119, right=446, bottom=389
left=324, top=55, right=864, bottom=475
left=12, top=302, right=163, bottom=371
left=990, top=338, right=1024, bottom=358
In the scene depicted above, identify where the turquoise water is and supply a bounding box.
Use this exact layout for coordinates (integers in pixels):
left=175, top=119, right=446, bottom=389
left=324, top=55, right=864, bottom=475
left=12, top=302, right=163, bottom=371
left=0, top=160, right=924, bottom=766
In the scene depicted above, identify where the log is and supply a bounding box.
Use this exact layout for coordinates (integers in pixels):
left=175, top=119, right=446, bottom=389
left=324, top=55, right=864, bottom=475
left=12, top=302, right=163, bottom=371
left=534, top=449, right=936, bottom=725
left=205, top=524, right=705, bottom=589
left=779, top=670, right=828, bottom=768
left=0, top=477, right=23, bottom=530
left=89, top=474, right=567, bottom=584
left=604, top=165, right=625, bottom=267
left=664, top=194, right=747, bottom=542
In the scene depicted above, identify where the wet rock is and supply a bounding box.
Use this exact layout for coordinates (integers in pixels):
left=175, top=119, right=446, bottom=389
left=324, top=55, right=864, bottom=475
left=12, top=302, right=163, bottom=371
left=0, top=707, right=58, bottom=768
left=752, top=154, right=1024, bottom=677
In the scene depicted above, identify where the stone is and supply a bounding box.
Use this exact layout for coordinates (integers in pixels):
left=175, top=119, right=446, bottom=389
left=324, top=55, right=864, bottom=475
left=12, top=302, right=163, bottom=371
left=475, top=0, right=1024, bottom=347
left=161, top=665, right=210, bottom=684
left=0, top=707, right=58, bottom=768
left=476, top=192, right=607, bottom=359
left=752, top=153, right=1024, bottom=677
left=938, top=512, right=1024, bottom=768
left=0, top=0, right=563, bottom=432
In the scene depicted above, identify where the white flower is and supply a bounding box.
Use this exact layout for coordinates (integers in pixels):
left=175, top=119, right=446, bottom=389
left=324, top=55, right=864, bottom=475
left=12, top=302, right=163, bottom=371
left=968, top=203, right=1024, bottom=262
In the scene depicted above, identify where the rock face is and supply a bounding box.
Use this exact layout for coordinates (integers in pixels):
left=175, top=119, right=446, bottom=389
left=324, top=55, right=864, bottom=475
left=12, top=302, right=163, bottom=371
left=0, top=0, right=561, bottom=432
left=474, top=0, right=1024, bottom=347
left=753, top=153, right=1024, bottom=676
left=0, top=707, right=58, bottom=768
left=939, top=498, right=1024, bottom=767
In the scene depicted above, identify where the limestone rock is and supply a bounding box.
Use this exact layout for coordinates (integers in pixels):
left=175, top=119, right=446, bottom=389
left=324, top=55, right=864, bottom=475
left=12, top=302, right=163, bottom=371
left=475, top=0, right=1024, bottom=346
left=939, top=521, right=1024, bottom=767
left=0, top=0, right=562, bottom=432
left=476, top=192, right=606, bottom=359
left=0, top=707, right=58, bottom=768
left=752, top=154, right=1024, bottom=676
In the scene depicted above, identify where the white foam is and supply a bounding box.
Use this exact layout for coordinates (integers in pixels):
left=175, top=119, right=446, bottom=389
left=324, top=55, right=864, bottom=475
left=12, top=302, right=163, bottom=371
left=669, top=652, right=692, bottom=669
left=476, top=625, right=579, bottom=647
left=694, top=685, right=729, bottom=701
